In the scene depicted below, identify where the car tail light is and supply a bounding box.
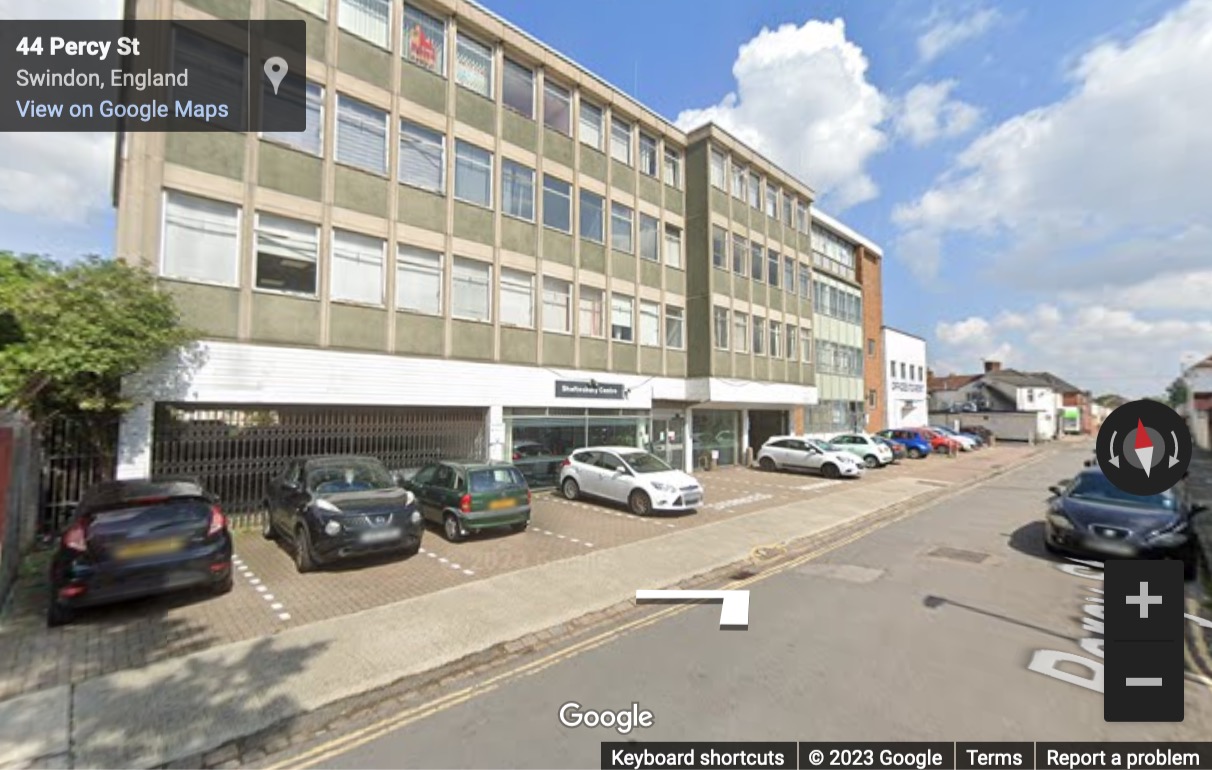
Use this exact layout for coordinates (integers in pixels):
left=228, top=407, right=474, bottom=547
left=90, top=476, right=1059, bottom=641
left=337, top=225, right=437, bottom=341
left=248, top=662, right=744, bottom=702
left=560, top=458, right=571, bottom=467
left=527, top=489, right=532, bottom=505
left=207, top=505, right=226, bottom=537
left=460, top=494, right=472, bottom=513
left=512, top=452, right=521, bottom=460
left=62, top=521, right=88, bottom=553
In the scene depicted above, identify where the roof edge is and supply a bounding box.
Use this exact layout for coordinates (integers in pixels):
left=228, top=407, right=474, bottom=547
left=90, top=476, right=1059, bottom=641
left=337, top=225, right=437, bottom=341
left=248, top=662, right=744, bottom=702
left=811, top=207, right=883, bottom=256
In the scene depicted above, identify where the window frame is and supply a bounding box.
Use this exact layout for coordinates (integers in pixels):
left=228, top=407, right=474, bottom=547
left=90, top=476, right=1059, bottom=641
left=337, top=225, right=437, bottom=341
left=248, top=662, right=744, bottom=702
left=752, top=316, right=766, bottom=355
left=663, top=225, right=682, bottom=269
left=711, top=225, right=727, bottom=270
left=335, top=93, right=388, bottom=176
left=450, top=256, right=493, bottom=322
left=396, top=243, right=443, bottom=316
left=541, top=174, right=572, bottom=233
left=610, top=116, right=633, bottom=165
left=610, top=202, right=634, bottom=254
left=402, top=3, right=446, bottom=76
left=639, top=213, right=660, bottom=263
left=713, top=306, right=730, bottom=350
left=542, top=80, right=571, bottom=135
left=610, top=293, right=635, bottom=343
left=639, top=300, right=661, bottom=347
left=709, top=148, right=726, bottom=189
left=579, top=100, right=603, bottom=150
left=500, top=158, right=536, bottom=222
left=453, top=139, right=493, bottom=208
left=663, top=147, right=681, bottom=188
left=261, top=79, right=323, bottom=155
left=454, top=32, right=494, bottom=98
left=665, top=305, right=684, bottom=349
left=253, top=211, right=319, bottom=297
left=542, top=275, right=572, bottom=334
left=578, top=285, right=605, bottom=337
left=638, top=132, right=658, bottom=177
left=734, top=312, right=749, bottom=354
left=501, top=58, right=535, bottom=118
left=398, top=118, right=446, bottom=194
left=579, top=189, right=605, bottom=243
left=160, top=190, right=241, bottom=288
left=330, top=229, right=386, bottom=307
left=498, top=267, right=535, bottom=328
left=338, top=0, right=390, bottom=49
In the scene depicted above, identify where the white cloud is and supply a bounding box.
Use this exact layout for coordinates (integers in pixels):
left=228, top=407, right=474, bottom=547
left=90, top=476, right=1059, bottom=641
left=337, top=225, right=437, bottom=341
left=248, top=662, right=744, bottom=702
left=894, top=80, right=981, bottom=146
left=0, top=0, right=122, bottom=224
left=675, top=19, right=889, bottom=210
left=894, top=0, right=1212, bottom=284
left=917, top=8, right=1002, bottom=63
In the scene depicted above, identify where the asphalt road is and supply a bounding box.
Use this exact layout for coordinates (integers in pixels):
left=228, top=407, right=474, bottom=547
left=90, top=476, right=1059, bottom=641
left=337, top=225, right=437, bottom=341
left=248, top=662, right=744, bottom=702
left=291, top=443, right=1212, bottom=769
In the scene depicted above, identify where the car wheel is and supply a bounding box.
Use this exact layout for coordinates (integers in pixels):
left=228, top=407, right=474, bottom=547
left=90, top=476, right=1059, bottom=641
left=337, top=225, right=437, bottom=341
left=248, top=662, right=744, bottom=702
left=907, top=448, right=923, bottom=460
left=444, top=514, right=464, bottom=543
left=294, top=525, right=317, bottom=573
left=758, top=456, right=777, bottom=472
left=863, top=455, right=880, bottom=469
left=510, top=521, right=529, bottom=533
left=46, top=601, right=74, bottom=628
left=821, top=463, right=840, bottom=480
left=561, top=477, right=580, bottom=500
left=261, top=504, right=276, bottom=540
left=629, top=489, right=653, bottom=516
left=212, top=570, right=234, bottom=595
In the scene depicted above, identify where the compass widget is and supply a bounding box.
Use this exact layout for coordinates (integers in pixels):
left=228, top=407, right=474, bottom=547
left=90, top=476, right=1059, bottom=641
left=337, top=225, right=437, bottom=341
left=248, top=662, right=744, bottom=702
left=1097, top=400, right=1192, bottom=496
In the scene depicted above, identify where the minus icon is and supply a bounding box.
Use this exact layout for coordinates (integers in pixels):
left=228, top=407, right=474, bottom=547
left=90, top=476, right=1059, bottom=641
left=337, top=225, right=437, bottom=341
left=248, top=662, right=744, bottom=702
left=1126, top=678, right=1163, bottom=686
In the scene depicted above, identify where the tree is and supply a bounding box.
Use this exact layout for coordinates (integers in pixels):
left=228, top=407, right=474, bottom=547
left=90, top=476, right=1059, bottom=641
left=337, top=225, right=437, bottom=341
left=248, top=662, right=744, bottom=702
left=1165, top=378, right=1189, bottom=408
left=0, top=252, right=195, bottom=459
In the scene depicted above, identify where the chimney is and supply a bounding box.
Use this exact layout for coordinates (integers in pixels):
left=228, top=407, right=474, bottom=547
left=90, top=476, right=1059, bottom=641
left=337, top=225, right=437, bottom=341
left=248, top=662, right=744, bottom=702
left=984, top=360, right=1002, bottom=373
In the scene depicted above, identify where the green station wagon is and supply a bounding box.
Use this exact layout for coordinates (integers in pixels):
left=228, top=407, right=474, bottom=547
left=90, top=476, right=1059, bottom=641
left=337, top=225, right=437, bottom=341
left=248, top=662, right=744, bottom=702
left=402, top=461, right=531, bottom=542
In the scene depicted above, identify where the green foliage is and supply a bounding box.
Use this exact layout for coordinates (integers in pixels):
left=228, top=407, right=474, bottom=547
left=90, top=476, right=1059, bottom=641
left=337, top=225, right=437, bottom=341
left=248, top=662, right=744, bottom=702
left=1165, top=378, right=1189, bottom=408
left=0, top=251, right=195, bottom=423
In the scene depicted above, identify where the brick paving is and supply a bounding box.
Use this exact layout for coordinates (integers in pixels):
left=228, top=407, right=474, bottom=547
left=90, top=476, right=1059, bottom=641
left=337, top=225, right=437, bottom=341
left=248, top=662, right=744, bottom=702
left=0, top=442, right=1045, bottom=702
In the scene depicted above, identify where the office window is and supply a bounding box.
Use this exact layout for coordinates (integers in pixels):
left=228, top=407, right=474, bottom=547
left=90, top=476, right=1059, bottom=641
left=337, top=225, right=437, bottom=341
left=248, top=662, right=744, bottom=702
left=786, top=323, right=797, bottom=360
left=801, top=328, right=812, bottom=362
left=750, top=241, right=763, bottom=282
left=611, top=294, right=634, bottom=342
left=889, top=360, right=896, bottom=377
left=331, top=230, right=384, bottom=305
left=713, top=306, right=730, bottom=349
left=797, top=201, right=809, bottom=233
left=639, top=214, right=659, bottom=262
left=580, top=101, right=603, bottom=150
left=766, top=184, right=778, bottom=218
left=402, top=4, right=445, bottom=74
left=783, top=194, right=793, bottom=225
left=396, top=244, right=442, bottom=315
left=579, top=286, right=604, bottom=337
left=542, top=276, right=571, bottom=333
left=798, top=262, right=810, bottom=298
left=753, top=317, right=765, bottom=355
left=748, top=175, right=761, bottom=209
left=336, top=95, right=387, bottom=175
left=339, top=0, right=389, bottom=48
left=767, top=249, right=780, bottom=287
left=610, top=117, right=632, bottom=164
left=162, top=191, right=239, bottom=286
left=710, top=148, right=727, bottom=189
left=501, top=159, right=535, bottom=221
left=263, top=80, right=322, bottom=155
left=580, top=190, right=604, bottom=242
left=638, top=133, right=658, bottom=177
left=868, top=390, right=878, bottom=408
left=770, top=323, right=782, bottom=358
left=611, top=202, right=633, bottom=253
left=502, top=59, right=534, bottom=118
left=867, top=338, right=875, bottom=356
left=398, top=120, right=444, bottom=193
left=451, top=257, right=491, bottom=321
left=543, top=81, right=571, bottom=135
left=255, top=213, right=318, bottom=295
left=666, top=306, right=684, bottom=349
left=454, top=140, right=492, bottom=207
left=732, top=233, right=747, bottom=275
left=542, top=175, right=571, bottom=232
left=455, top=33, right=493, bottom=97
left=783, top=256, right=795, bottom=291
left=731, top=166, right=746, bottom=199
left=664, top=226, right=682, bottom=269
left=900, top=362, right=907, bottom=379
left=283, top=0, right=326, bottom=17
left=499, top=268, right=534, bottom=328
left=734, top=312, right=749, bottom=353
left=711, top=225, right=727, bottom=269
left=664, top=148, right=681, bottom=187
left=639, top=300, right=661, bottom=346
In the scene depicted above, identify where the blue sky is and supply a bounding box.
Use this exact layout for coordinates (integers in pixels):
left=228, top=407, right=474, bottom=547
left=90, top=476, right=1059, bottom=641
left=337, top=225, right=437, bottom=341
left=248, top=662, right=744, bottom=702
left=2, top=0, right=1209, bottom=396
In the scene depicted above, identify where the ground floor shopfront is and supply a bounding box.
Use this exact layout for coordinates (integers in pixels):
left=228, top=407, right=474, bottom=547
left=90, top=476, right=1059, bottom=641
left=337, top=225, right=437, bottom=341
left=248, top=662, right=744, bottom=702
left=117, top=342, right=819, bottom=503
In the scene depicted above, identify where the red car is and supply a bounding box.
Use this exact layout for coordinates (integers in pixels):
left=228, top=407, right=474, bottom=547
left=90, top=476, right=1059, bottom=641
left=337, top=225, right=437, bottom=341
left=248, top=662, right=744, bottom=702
left=903, top=427, right=960, bottom=454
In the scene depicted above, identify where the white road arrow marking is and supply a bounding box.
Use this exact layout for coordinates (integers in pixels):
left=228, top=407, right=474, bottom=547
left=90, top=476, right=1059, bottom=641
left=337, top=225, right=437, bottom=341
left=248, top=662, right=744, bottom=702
left=635, top=589, right=750, bottom=629
left=1170, top=431, right=1181, bottom=468
left=1108, top=430, right=1120, bottom=468
left=1187, top=613, right=1212, bottom=629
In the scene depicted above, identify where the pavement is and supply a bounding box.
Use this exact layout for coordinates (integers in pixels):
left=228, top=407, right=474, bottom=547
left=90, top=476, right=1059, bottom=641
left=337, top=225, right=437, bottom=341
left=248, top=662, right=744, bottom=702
left=0, top=442, right=1050, bottom=769
left=267, top=443, right=1212, bottom=770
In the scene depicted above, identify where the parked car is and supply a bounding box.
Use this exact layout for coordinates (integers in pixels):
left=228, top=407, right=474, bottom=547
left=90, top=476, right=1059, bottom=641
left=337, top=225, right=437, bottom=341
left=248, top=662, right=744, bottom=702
left=876, top=429, right=933, bottom=460
left=756, top=436, right=865, bottom=478
left=560, top=447, right=703, bottom=515
left=929, top=425, right=979, bottom=451
left=906, top=427, right=960, bottom=454
left=874, top=436, right=907, bottom=462
left=960, top=425, right=994, bottom=443
left=402, top=460, right=531, bottom=542
left=826, top=433, right=895, bottom=468
left=1043, top=467, right=1203, bottom=578
left=263, top=455, right=425, bottom=572
left=48, top=477, right=233, bottom=626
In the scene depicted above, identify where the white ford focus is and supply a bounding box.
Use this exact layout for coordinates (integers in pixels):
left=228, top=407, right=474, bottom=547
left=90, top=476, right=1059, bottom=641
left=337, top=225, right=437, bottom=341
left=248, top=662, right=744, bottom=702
left=559, top=447, right=703, bottom=516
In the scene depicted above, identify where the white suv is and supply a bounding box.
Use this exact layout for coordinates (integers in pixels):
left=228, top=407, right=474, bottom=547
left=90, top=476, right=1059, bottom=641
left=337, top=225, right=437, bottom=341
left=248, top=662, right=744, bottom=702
left=559, top=447, right=704, bottom=516
left=756, top=436, right=865, bottom=479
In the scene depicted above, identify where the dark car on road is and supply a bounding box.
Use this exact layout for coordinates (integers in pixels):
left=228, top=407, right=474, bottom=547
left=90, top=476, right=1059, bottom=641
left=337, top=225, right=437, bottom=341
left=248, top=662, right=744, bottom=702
left=402, top=460, right=531, bottom=542
left=1043, top=467, right=1205, bottom=578
left=874, top=436, right=907, bottom=462
left=263, top=456, right=424, bottom=572
left=48, top=478, right=233, bottom=627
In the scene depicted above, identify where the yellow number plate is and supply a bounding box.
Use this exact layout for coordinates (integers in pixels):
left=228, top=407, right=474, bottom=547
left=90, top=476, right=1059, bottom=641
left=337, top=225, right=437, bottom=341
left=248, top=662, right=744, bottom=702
left=489, top=498, right=516, bottom=510
left=115, top=538, right=184, bottom=560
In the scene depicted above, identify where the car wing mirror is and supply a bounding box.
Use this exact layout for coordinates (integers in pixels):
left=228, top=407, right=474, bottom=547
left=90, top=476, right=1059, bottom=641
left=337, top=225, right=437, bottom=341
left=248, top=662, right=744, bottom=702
left=1048, top=485, right=1063, bottom=497
left=1193, top=503, right=1209, bottom=515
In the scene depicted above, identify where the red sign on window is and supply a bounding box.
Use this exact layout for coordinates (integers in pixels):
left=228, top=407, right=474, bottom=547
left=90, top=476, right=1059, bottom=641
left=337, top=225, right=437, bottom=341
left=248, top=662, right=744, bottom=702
left=408, top=26, right=436, bottom=71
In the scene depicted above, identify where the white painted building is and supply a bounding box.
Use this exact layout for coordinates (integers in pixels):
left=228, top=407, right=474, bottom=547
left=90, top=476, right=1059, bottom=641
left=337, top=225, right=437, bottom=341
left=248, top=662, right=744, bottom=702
left=882, top=327, right=928, bottom=429
left=1183, top=355, right=1212, bottom=451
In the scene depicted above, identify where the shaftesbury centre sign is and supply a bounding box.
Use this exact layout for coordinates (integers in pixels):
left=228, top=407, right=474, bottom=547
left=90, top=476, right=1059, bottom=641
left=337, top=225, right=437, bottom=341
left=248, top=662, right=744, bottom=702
left=555, top=380, right=626, bottom=399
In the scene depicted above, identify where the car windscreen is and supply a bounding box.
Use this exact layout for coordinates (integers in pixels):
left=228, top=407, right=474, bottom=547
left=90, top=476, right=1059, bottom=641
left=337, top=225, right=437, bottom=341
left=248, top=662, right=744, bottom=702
left=805, top=440, right=830, bottom=452
left=620, top=452, right=672, bottom=474
left=308, top=461, right=395, bottom=494
left=469, top=467, right=527, bottom=492
left=1068, top=474, right=1177, bottom=510
left=89, top=498, right=213, bottom=537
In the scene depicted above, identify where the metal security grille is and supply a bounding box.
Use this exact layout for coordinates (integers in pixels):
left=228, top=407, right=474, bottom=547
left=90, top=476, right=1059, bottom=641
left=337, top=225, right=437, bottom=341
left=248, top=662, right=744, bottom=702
left=39, top=416, right=119, bottom=535
left=151, top=404, right=486, bottom=518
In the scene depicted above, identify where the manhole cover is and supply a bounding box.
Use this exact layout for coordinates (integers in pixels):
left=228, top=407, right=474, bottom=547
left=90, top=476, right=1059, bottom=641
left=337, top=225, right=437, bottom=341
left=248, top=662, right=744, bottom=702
left=926, top=546, right=991, bottom=564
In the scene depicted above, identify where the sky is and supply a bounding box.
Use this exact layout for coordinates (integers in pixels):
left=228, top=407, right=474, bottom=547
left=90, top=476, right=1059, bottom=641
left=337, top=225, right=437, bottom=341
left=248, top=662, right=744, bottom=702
left=2, top=0, right=1210, bottom=398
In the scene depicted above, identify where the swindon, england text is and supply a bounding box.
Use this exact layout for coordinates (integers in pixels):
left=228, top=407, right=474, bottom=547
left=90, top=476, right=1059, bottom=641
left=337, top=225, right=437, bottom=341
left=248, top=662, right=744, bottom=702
left=14, top=99, right=228, bottom=122
left=16, top=69, right=189, bottom=91
left=15, top=36, right=140, bottom=60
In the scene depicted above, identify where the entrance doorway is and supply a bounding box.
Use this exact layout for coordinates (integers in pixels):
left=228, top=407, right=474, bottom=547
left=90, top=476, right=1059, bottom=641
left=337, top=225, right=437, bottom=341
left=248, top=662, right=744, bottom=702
left=649, top=411, right=686, bottom=471
left=748, top=410, right=789, bottom=454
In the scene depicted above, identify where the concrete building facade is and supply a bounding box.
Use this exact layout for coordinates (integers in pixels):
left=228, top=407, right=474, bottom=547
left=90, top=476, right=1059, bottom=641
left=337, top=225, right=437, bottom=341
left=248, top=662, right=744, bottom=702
left=882, top=327, right=928, bottom=429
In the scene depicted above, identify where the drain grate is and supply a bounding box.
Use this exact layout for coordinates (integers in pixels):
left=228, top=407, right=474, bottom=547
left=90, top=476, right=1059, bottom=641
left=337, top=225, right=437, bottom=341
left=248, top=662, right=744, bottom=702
left=926, top=546, right=991, bottom=564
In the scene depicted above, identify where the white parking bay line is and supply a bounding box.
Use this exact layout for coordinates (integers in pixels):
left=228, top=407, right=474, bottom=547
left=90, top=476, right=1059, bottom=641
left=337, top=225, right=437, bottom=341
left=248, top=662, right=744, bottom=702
left=542, top=496, right=675, bottom=528
left=419, top=546, right=477, bottom=577
left=232, top=553, right=290, bottom=623
left=530, top=528, right=595, bottom=548
left=702, top=493, right=775, bottom=510
left=794, top=480, right=844, bottom=492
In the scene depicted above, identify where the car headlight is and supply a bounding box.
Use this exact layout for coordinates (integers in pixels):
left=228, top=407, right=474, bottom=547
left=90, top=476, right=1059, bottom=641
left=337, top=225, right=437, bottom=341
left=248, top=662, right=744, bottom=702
left=651, top=481, right=675, bottom=493
left=405, top=490, right=416, bottom=506
left=1047, top=511, right=1075, bottom=530
left=410, top=510, right=423, bottom=526
left=1147, top=519, right=1188, bottom=544
left=323, top=519, right=342, bottom=536
left=315, top=498, right=341, bottom=513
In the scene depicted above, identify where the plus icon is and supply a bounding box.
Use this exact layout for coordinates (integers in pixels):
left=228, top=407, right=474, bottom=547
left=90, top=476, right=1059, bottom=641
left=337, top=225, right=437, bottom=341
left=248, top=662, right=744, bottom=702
left=1126, top=581, right=1163, bottom=619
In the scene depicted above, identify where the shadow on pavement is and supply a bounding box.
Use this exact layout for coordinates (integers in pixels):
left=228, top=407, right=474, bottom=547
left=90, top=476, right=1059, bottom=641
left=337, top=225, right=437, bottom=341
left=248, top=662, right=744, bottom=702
left=1006, top=520, right=1061, bottom=563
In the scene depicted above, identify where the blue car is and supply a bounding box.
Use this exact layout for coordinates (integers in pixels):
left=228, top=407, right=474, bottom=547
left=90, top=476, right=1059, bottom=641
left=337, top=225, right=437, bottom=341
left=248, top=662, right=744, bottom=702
left=876, top=429, right=933, bottom=459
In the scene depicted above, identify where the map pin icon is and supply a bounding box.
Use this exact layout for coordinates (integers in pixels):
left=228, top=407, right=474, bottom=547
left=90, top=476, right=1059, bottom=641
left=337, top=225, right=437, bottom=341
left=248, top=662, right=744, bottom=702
left=264, top=56, right=288, bottom=95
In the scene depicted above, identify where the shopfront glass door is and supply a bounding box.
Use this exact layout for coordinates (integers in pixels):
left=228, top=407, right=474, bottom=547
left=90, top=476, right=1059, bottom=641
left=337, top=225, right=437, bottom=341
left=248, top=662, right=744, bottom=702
left=648, top=412, right=685, bottom=470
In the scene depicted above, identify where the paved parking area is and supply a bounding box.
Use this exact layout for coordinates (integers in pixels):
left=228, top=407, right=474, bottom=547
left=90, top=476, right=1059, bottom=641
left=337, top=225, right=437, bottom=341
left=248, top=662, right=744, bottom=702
left=0, top=442, right=1045, bottom=701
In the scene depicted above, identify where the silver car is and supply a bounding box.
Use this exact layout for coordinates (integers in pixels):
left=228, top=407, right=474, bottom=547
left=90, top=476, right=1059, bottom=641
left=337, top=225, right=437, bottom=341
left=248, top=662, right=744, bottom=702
left=756, top=436, right=865, bottom=479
